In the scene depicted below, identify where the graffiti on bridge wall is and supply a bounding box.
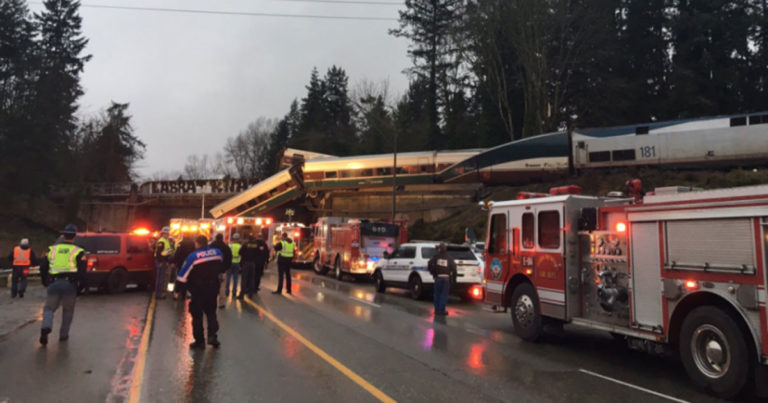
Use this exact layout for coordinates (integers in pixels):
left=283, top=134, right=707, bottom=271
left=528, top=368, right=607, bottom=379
left=145, top=179, right=260, bottom=195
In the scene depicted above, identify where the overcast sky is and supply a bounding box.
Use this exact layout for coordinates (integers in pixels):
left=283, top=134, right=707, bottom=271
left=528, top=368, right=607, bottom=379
left=29, top=0, right=411, bottom=178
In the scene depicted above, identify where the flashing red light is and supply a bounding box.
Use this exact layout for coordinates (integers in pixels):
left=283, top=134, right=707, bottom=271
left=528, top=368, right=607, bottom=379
left=265, top=218, right=273, bottom=225
left=237, top=217, right=245, bottom=225
left=132, top=228, right=151, bottom=236
left=471, top=286, right=483, bottom=299
left=294, top=231, right=300, bottom=238
left=227, top=217, right=234, bottom=224
left=525, top=268, right=533, bottom=275
left=256, top=218, right=263, bottom=225
left=616, top=222, right=627, bottom=232
left=684, top=280, right=699, bottom=291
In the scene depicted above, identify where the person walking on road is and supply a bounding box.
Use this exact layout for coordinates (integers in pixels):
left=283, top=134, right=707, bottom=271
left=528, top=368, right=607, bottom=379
left=8, top=238, right=36, bottom=298
left=172, top=235, right=196, bottom=301
left=209, top=233, right=232, bottom=309
left=240, top=234, right=269, bottom=298
left=428, top=243, right=456, bottom=316
left=177, top=235, right=224, bottom=349
left=154, top=227, right=173, bottom=300
left=39, top=224, right=86, bottom=345
left=225, top=233, right=242, bottom=297
left=272, top=232, right=295, bottom=295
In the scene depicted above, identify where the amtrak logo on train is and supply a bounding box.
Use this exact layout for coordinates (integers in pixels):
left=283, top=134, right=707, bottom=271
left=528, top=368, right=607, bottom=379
left=490, top=258, right=503, bottom=280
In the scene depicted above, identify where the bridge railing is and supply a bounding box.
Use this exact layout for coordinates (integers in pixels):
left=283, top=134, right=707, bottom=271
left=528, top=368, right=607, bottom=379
left=50, top=179, right=262, bottom=199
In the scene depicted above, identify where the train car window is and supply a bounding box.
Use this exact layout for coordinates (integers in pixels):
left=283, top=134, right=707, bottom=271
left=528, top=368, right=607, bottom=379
left=396, top=167, right=408, bottom=175
left=538, top=211, right=560, bottom=249
left=577, top=141, right=585, bottom=149
left=588, top=151, right=610, bottom=162
left=487, top=214, right=507, bottom=254
left=749, top=114, right=768, bottom=125
left=635, top=126, right=649, bottom=135
left=360, top=169, right=373, bottom=176
left=522, top=213, right=534, bottom=249
left=376, top=167, right=392, bottom=176
left=730, top=116, right=747, bottom=127
left=420, top=165, right=429, bottom=173
left=612, top=149, right=636, bottom=161
left=325, top=171, right=337, bottom=179
left=340, top=170, right=358, bottom=178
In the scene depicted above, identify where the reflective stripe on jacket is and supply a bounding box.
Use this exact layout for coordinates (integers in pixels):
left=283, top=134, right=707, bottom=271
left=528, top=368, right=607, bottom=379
left=230, top=243, right=241, bottom=263
left=48, top=243, right=84, bottom=275
left=279, top=240, right=295, bottom=258
left=13, top=246, right=31, bottom=266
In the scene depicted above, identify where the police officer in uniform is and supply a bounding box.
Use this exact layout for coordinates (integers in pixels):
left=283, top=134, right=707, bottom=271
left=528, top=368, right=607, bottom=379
left=272, top=232, right=295, bottom=295
left=428, top=243, right=457, bottom=316
left=177, top=235, right=224, bottom=349
left=154, top=227, right=173, bottom=299
left=39, top=224, right=86, bottom=345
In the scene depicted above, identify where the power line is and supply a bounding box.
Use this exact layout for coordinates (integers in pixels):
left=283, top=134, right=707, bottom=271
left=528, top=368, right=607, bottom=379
left=278, top=0, right=402, bottom=5
left=28, top=2, right=400, bottom=21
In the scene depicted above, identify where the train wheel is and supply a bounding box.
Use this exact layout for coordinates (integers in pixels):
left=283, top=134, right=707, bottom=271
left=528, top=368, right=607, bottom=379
left=510, top=282, right=542, bottom=341
left=679, top=306, right=749, bottom=399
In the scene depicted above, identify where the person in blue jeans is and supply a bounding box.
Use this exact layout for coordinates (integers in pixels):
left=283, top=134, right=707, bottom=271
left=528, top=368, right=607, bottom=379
left=226, top=233, right=241, bottom=297
left=428, top=243, right=457, bottom=316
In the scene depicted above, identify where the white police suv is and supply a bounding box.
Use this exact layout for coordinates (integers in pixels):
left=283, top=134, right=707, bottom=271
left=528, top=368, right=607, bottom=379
left=373, top=242, right=483, bottom=300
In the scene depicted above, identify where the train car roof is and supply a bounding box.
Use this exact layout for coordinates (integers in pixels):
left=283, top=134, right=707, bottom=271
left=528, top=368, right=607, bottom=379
left=574, top=111, right=768, bottom=138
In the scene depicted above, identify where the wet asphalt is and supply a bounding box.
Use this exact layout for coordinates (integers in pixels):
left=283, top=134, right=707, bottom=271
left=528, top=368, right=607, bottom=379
left=0, top=266, right=731, bottom=402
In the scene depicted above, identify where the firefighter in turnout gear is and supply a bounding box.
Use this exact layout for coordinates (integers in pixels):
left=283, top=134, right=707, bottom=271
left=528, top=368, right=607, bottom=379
left=154, top=227, right=173, bottom=299
left=39, top=224, right=86, bottom=345
left=428, top=243, right=456, bottom=316
left=8, top=238, right=37, bottom=298
left=272, top=233, right=295, bottom=294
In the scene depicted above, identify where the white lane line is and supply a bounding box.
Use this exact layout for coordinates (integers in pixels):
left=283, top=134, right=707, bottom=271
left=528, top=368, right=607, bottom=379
left=348, top=296, right=381, bottom=308
left=578, top=369, right=690, bottom=403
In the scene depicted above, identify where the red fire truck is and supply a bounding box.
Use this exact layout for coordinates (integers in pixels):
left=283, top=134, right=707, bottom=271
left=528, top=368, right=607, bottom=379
left=313, top=217, right=408, bottom=281
left=483, top=183, right=768, bottom=398
left=269, top=222, right=314, bottom=268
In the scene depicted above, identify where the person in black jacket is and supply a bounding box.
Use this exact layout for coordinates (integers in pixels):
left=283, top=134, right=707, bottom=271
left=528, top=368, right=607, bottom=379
left=427, top=243, right=457, bottom=316
left=239, top=234, right=269, bottom=298
left=209, top=233, right=232, bottom=308
left=177, top=236, right=224, bottom=349
left=172, top=235, right=196, bottom=300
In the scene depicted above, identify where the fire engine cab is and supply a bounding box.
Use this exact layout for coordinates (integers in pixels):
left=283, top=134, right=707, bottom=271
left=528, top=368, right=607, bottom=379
left=483, top=184, right=768, bottom=398
left=313, top=217, right=408, bottom=281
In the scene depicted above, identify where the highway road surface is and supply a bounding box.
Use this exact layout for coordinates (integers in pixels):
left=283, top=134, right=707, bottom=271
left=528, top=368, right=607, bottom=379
left=0, top=269, right=736, bottom=402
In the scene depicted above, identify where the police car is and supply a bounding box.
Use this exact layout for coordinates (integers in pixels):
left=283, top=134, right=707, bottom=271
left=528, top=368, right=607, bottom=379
left=372, top=242, right=483, bottom=300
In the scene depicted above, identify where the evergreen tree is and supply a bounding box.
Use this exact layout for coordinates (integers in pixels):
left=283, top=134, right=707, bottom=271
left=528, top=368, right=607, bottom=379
left=357, top=94, right=395, bottom=155
left=391, top=0, right=465, bottom=149
left=322, top=65, right=356, bottom=154
left=393, top=78, right=431, bottom=152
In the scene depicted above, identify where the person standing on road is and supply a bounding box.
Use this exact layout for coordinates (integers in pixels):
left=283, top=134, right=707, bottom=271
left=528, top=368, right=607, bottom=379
left=172, top=235, right=196, bottom=300
left=39, top=224, right=86, bottom=346
left=177, top=235, right=224, bottom=349
left=240, top=234, right=269, bottom=298
left=209, top=233, right=232, bottom=309
left=8, top=238, right=37, bottom=298
left=154, top=227, right=173, bottom=300
left=272, top=232, right=295, bottom=295
left=238, top=234, right=262, bottom=299
left=226, top=233, right=242, bottom=297
left=428, top=243, right=456, bottom=316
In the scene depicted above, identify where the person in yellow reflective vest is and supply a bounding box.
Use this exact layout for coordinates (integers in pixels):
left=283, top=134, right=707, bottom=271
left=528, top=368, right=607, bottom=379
left=39, top=224, right=85, bottom=346
left=226, top=233, right=242, bottom=297
left=272, top=232, right=295, bottom=294
left=154, top=226, right=173, bottom=299
left=7, top=238, right=37, bottom=298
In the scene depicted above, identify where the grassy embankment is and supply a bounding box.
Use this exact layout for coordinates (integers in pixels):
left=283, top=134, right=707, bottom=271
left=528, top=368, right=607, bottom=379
left=408, top=167, right=768, bottom=243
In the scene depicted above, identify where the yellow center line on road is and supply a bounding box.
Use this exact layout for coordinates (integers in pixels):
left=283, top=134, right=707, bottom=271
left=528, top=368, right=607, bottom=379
left=127, top=295, right=157, bottom=403
left=243, top=296, right=397, bottom=403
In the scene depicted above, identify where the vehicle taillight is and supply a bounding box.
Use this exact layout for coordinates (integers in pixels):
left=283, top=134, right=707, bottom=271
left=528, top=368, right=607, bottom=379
left=477, top=265, right=482, bottom=275
left=470, top=285, right=483, bottom=300
left=87, top=258, right=97, bottom=271
left=684, top=280, right=699, bottom=291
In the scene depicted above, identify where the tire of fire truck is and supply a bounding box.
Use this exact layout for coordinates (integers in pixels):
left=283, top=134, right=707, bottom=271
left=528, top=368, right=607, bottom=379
left=510, top=282, right=543, bottom=342
left=334, top=257, right=343, bottom=281
left=679, top=306, right=750, bottom=399
left=374, top=270, right=386, bottom=293
left=106, top=268, right=128, bottom=294
left=313, top=256, right=328, bottom=275
left=408, top=275, right=425, bottom=300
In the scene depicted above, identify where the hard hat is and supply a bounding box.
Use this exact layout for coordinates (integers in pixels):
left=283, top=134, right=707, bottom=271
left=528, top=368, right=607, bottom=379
left=161, top=226, right=170, bottom=234
left=61, top=224, right=77, bottom=235
left=20, top=238, right=29, bottom=246
left=232, top=233, right=240, bottom=240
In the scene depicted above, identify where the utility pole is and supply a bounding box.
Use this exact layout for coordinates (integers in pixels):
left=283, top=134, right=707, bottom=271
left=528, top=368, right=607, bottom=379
left=392, top=130, right=398, bottom=222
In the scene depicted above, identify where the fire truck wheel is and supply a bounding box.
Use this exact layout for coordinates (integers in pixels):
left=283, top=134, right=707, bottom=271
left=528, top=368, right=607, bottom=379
left=107, top=268, right=127, bottom=294
left=313, top=257, right=327, bottom=275
left=679, top=306, right=750, bottom=398
left=334, top=258, right=343, bottom=281
left=409, top=275, right=424, bottom=300
left=510, top=282, right=542, bottom=341
left=374, top=271, right=386, bottom=293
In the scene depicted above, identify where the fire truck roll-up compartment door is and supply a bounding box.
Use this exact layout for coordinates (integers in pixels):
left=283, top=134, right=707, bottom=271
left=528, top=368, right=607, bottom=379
left=630, top=222, right=664, bottom=332
left=664, top=218, right=756, bottom=274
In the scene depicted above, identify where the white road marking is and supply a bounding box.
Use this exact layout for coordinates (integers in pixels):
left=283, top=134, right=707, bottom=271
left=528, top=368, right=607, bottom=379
left=578, top=369, right=690, bottom=403
left=348, top=296, right=381, bottom=308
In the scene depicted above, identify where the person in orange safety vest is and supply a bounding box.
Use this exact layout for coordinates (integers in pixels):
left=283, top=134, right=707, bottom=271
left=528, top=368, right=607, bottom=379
left=8, top=238, right=37, bottom=298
